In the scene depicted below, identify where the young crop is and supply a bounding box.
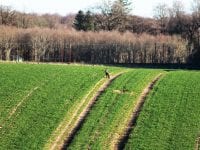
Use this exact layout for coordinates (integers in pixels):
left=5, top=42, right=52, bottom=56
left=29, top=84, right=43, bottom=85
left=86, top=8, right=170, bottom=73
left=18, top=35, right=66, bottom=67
left=125, top=71, right=200, bottom=150
left=0, top=63, right=122, bottom=150
left=67, top=69, right=162, bottom=149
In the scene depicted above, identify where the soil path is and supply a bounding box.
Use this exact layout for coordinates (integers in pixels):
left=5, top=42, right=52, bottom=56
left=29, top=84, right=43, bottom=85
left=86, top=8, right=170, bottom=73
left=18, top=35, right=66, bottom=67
left=48, top=72, right=125, bottom=150
left=116, top=73, right=163, bottom=150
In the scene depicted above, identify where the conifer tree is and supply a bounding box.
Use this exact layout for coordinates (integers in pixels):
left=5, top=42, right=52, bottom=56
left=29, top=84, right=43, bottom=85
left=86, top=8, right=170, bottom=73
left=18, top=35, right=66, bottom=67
left=73, top=10, right=85, bottom=31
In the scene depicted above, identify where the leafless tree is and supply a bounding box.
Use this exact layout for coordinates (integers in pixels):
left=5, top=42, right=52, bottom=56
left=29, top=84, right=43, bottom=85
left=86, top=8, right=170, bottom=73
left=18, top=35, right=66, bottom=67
left=0, top=5, right=16, bottom=25
left=153, top=3, right=169, bottom=33
left=93, top=0, right=132, bottom=31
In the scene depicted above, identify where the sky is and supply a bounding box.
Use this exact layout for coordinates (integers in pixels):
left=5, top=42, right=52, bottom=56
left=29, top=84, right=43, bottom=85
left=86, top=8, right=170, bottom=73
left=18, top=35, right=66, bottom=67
left=0, top=0, right=193, bottom=18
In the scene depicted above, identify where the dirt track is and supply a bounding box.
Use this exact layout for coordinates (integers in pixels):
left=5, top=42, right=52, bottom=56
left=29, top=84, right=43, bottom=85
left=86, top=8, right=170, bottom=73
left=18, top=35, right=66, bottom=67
left=48, top=72, right=124, bottom=150
left=196, top=136, right=200, bottom=150
left=115, top=73, right=163, bottom=150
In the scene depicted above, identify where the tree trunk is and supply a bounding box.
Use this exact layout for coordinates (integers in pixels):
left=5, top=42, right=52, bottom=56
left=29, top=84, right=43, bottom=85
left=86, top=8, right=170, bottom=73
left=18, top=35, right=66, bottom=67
left=5, top=49, right=11, bottom=61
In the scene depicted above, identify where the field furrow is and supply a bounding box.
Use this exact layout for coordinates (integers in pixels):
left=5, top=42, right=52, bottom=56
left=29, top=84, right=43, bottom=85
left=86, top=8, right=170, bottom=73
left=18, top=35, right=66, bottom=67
left=67, top=69, right=162, bottom=150
left=196, top=136, right=200, bottom=150
left=59, top=72, right=124, bottom=150
left=117, top=73, right=163, bottom=149
left=1, top=63, right=199, bottom=150
left=124, top=71, right=200, bottom=150
left=47, top=71, right=124, bottom=150
left=0, top=64, right=122, bottom=150
left=8, top=86, right=39, bottom=120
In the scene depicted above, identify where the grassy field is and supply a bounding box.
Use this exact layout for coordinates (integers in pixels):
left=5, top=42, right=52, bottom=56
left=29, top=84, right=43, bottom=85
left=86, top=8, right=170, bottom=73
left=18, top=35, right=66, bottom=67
left=0, top=63, right=199, bottom=150
left=125, top=71, right=200, bottom=150
left=0, top=63, right=121, bottom=150
left=67, top=69, right=162, bottom=149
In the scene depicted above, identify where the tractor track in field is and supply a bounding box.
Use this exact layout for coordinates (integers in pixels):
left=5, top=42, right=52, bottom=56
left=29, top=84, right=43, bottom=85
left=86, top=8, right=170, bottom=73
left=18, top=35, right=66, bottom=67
left=0, top=86, right=39, bottom=129
left=116, top=73, right=163, bottom=150
left=0, top=75, right=55, bottom=129
left=196, top=136, right=200, bottom=150
left=8, top=86, right=39, bottom=119
left=48, top=71, right=125, bottom=150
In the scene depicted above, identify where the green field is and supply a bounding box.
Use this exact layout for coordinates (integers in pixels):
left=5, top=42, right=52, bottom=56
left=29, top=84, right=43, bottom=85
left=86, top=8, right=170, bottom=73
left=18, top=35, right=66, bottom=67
left=0, top=63, right=199, bottom=150
left=125, top=71, right=200, bottom=150
left=0, top=63, right=121, bottom=149
left=67, top=69, right=162, bottom=149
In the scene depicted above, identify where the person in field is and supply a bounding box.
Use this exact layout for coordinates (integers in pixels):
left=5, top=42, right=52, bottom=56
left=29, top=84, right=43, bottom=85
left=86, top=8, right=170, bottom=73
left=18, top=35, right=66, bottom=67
left=105, top=68, right=110, bottom=79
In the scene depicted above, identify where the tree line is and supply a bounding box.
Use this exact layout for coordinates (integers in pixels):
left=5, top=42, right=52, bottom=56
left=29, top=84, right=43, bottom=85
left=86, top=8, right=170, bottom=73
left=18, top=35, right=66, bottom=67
left=0, top=26, right=188, bottom=64
left=73, top=0, right=200, bottom=65
left=0, top=0, right=199, bottom=66
left=0, top=5, right=74, bottom=29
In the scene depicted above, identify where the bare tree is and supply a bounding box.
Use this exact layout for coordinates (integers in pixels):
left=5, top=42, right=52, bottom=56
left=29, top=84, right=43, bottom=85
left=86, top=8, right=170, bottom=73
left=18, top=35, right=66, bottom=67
left=111, top=0, right=132, bottom=31
left=186, top=0, right=200, bottom=65
left=93, top=0, right=114, bottom=30
left=0, top=26, right=18, bottom=60
left=0, top=5, right=16, bottom=25
left=171, top=0, right=185, bottom=17
left=192, top=0, right=200, bottom=16
left=153, top=3, right=169, bottom=33
left=191, top=0, right=200, bottom=28
left=93, top=0, right=132, bottom=31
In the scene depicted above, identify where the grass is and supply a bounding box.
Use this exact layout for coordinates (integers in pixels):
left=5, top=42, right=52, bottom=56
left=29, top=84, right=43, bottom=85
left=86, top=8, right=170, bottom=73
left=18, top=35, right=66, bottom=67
left=125, top=70, right=200, bottom=150
left=67, top=69, right=162, bottom=150
left=0, top=63, right=199, bottom=150
left=0, top=63, right=122, bottom=150
left=45, top=70, right=124, bottom=150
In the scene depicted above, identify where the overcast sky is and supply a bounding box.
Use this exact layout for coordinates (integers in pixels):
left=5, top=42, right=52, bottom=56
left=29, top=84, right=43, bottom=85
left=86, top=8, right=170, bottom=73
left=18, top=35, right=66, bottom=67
left=0, top=0, right=193, bottom=18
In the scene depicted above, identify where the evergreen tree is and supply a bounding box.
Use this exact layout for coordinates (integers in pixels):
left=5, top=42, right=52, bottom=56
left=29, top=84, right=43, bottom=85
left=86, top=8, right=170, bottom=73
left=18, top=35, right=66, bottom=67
left=73, top=10, right=85, bottom=31
left=84, top=11, right=94, bottom=31
left=74, top=10, right=94, bottom=31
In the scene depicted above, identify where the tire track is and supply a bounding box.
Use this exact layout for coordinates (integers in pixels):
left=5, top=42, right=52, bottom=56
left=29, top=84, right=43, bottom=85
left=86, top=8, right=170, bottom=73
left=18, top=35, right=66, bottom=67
left=48, top=72, right=125, bottom=150
left=115, top=73, right=163, bottom=150
left=8, top=86, right=39, bottom=119
left=48, top=77, right=106, bottom=150
left=196, top=136, right=200, bottom=150
left=0, top=86, right=39, bottom=129
left=0, top=74, right=56, bottom=129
